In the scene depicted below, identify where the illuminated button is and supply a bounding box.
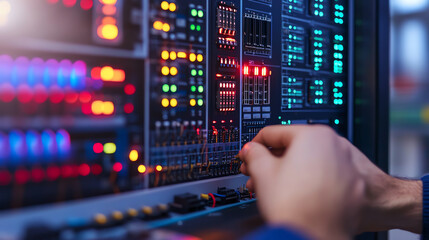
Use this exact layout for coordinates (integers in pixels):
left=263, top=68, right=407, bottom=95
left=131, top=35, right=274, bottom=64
left=198, top=86, right=204, bottom=93
left=177, top=52, right=187, bottom=58
left=198, top=10, right=204, bottom=18
left=189, top=53, right=196, bottom=62
left=112, top=211, right=124, bottom=221
left=99, top=24, right=118, bottom=40
left=138, top=165, right=146, bottom=173
left=129, top=150, right=139, bottom=162
left=170, top=98, right=178, bottom=107
left=191, top=86, right=196, bottom=92
left=162, top=84, right=170, bottom=93
left=169, top=51, right=177, bottom=60
left=155, top=165, right=163, bottom=171
left=191, top=69, right=197, bottom=76
left=169, top=2, right=176, bottom=12
left=191, top=9, right=198, bottom=17
left=153, top=21, right=163, bottom=30
left=142, top=206, right=153, bottom=215
left=100, top=66, right=114, bottom=81
left=170, top=84, right=177, bottom=93
left=197, top=99, right=203, bottom=106
left=104, top=143, right=116, bottom=154
left=190, top=99, right=196, bottom=106
left=161, top=66, right=170, bottom=76
left=161, top=50, right=169, bottom=60
left=161, top=98, right=169, bottom=108
left=127, top=208, right=139, bottom=217
left=170, top=67, right=178, bottom=76
left=161, top=1, right=169, bottom=10
left=197, top=54, right=203, bottom=62
left=162, top=23, right=170, bottom=32
left=94, top=214, right=107, bottom=225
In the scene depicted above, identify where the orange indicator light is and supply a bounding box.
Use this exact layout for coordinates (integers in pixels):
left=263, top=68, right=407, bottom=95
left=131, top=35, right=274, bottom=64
left=170, top=67, right=178, bottom=76
left=161, top=66, right=170, bottom=76
left=161, top=1, right=169, bottom=10
left=197, top=54, right=204, bottom=62
left=138, top=165, right=146, bottom=173
left=153, top=21, right=163, bottom=30
left=169, top=2, right=177, bottom=12
left=189, top=53, right=196, bottom=62
left=98, top=24, right=118, bottom=40
left=161, top=50, right=169, bottom=60
left=100, top=0, right=117, bottom=5
left=100, top=66, right=114, bottom=81
left=170, top=51, right=177, bottom=60
left=177, top=52, right=187, bottom=58
left=129, top=150, right=139, bottom=162
left=155, top=165, right=163, bottom=172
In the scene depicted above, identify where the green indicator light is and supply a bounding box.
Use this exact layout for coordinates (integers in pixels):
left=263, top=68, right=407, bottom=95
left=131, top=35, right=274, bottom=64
left=191, top=69, right=197, bottom=76
left=196, top=25, right=201, bottom=31
left=198, top=86, right=204, bottom=93
left=198, top=70, right=203, bottom=76
left=170, top=84, right=177, bottom=93
left=198, top=10, right=204, bottom=18
left=334, top=119, right=340, bottom=125
left=197, top=99, right=204, bottom=106
left=162, top=84, right=169, bottom=93
left=190, top=24, right=196, bottom=31
left=191, top=86, right=196, bottom=92
left=191, top=9, right=198, bottom=17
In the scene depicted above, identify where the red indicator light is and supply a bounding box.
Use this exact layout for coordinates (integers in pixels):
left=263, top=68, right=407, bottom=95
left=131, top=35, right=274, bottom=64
left=63, top=0, right=77, bottom=7
left=80, top=0, right=93, bottom=10
left=31, top=168, right=45, bottom=183
left=262, top=67, right=267, bottom=76
left=0, top=83, right=15, bottom=103
left=91, top=164, right=103, bottom=175
left=46, top=166, right=61, bottom=181
left=61, top=165, right=75, bottom=178
left=79, top=91, right=92, bottom=103
left=212, top=121, right=216, bottom=124
left=79, top=164, right=91, bottom=176
left=49, top=87, right=65, bottom=103
left=17, top=85, right=33, bottom=103
left=243, top=66, right=249, bottom=75
left=0, top=170, right=11, bottom=186
left=124, top=84, right=136, bottom=95
left=34, top=85, right=49, bottom=103
left=254, top=67, right=259, bottom=76
left=93, top=143, right=104, bottom=153
left=65, top=91, right=79, bottom=104
left=15, top=169, right=30, bottom=184
left=91, top=67, right=101, bottom=80
left=81, top=103, right=92, bottom=115
left=113, top=162, right=123, bottom=172
left=216, top=74, right=223, bottom=78
left=124, top=103, right=134, bottom=114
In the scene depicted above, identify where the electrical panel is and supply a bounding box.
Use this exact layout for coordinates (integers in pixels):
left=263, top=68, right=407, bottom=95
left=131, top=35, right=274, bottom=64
left=0, top=0, right=350, bottom=237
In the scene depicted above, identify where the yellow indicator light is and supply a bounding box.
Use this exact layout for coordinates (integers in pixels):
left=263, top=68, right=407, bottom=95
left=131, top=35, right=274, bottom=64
left=190, top=99, right=196, bottom=106
left=112, top=211, right=123, bottom=221
left=169, top=2, right=177, bottom=12
left=138, top=165, right=146, bottom=173
left=170, top=51, right=177, bottom=60
left=142, top=206, right=153, bottom=215
left=170, top=98, right=178, bottom=107
left=161, top=50, right=169, bottom=60
left=170, top=67, right=178, bottom=76
left=103, top=101, right=115, bottom=115
left=94, top=214, right=107, bottom=225
left=155, top=165, right=163, bottom=172
left=91, top=100, right=104, bottom=115
left=104, top=143, right=117, bottom=154
left=102, top=16, right=116, bottom=25
left=127, top=208, right=138, bottom=217
left=162, top=23, right=170, bottom=32
left=100, top=66, right=114, bottom=81
left=161, top=98, right=169, bottom=108
left=177, top=52, right=187, bottom=58
left=161, top=66, right=170, bottom=76
left=161, top=1, right=169, bottom=10
left=153, top=21, right=163, bottom=30
left=100, top=0, right=117, bottom=5
left=129, top=150, right=139, bottom=162
left=197, top=54, right=204, bottom=62
left=98, top=24, right=118, bottom=40
left=189, top=53, right=196, bottom=62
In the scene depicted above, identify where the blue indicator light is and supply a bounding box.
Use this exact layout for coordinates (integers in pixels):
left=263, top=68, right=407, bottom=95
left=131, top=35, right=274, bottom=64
left=26, top=130, right=43, bottom=161
left=42, top=130, right=57, bottom=160
left=9, top=130, right=27, bottom=163
left=56, top=129, right=71, bottom=159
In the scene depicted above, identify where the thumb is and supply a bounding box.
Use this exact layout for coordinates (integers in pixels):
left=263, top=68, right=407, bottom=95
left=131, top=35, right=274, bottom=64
left=240, top=142, right=278, bottom=188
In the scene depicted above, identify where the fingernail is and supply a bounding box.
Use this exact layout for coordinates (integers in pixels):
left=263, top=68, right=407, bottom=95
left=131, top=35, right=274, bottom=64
left=240, top=142, right=254, bottom=156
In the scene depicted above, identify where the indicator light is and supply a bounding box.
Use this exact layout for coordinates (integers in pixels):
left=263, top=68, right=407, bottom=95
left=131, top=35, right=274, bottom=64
left=112, top=162, right=122, bottom=172
left=91, top=100, right=104, bottom=115
left=161, top=51, right=169, bottom=60
left=198, top=10, right=204, bottom=18
left=153, top=21, right=163, bottom=30
left=190, top=99, right=196, bottom=106
left=243, top=66, right=249, bottom=75
left=112, top=69, right=125, bottom=82
left=91, top=164, right=103, bottom=175
left=334, top=119, right=340, bottom=125
left=191, top=69, right=197, bottom=76
left=101, top=16, right=116, bottom=25
left=161, top=66, right=170, bottom=76
left=254, top=67, right=260, bottom=76
left=100, top=66, right=114, bottom=80
left=169, top=3, right=176, bottom=12
left=198, top=70, right=203, bottom=76
left=262, top=67, right=267, bottom=76
left=79, top=164, right=91, bottom=176
left=155, top=165, right=162, bottom=172
left=198, top=86, right=204, bottom=93
left=170, top=67, right=178, bottom=76
left=170, top=51, right=177, bottom=60
left=124, top=84, right=136, bottom=95
left=177, top=52, right=187, bottom=58
left=196, top=25, right=201, bottom=31
left=191, top=9, right=198, bottom=17
left=63, top=0, right=77, bottom=7
left=189, top=53, right=196, bottom=62
left=138, top=165, right=146, bottom=173
left=103, top=101, right=115, bottom=115
left=80, top=91, right=92, bottom=103
left=100, top=0, right=117, bottom=4
left=197, top=54, right=204, bottom=62
left=161, top=98, right=169, bottom=107
left=162, top=84, right=170, bottom=92
left=191, top=86, right=196, bottom=92
left=161, top=1, right=169, bottom=10
left=93, top=143, right=104, bottom=154
left=162, top=23, right=170, bottom=32
left=102, top=5, right=116, bottom=15
left=98, top=24, right=118, bottom=40
left=104, top=143, right=116, bottom=154
left=129, top=150, right=138, bottom=162
left=170, top=98, right=178, bottom=107
left=124, top=103, right=134, bottom=114
left=190, top=24, right=196, bottom=31
left=170, top=84, right=177, bottom=93
left=197, top=99, right=203, bottom=106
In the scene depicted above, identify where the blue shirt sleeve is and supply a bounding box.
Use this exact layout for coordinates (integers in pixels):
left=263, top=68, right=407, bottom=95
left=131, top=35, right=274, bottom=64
left=422, top=175, right=429, bottom=239
left=243, top=226, right=310, bottom=240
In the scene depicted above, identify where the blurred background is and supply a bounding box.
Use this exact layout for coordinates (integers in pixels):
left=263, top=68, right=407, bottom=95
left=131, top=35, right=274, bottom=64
left=390, top=0, right=429, bottom=239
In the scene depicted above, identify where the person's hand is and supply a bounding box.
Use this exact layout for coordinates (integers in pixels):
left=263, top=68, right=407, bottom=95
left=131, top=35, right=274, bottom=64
left=239, top=125, right=422, bottom=240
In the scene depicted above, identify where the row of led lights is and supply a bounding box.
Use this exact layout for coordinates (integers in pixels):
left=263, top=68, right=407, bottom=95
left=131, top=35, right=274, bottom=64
left=161, top=50, right=204, bottom=63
